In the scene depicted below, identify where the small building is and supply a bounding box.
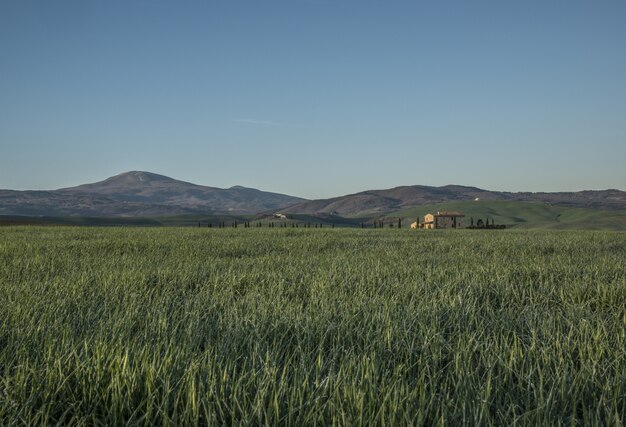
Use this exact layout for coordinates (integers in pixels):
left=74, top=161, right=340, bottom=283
left=274, top=213, right=287, bottom=220
left=422, top=211, right=465, bottom=229
left=410, top=221, right=419, bottom=229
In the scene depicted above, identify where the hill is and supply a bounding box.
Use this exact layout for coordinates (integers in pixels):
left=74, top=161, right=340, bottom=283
left=284, top=185, right=626, bottom=217
left=2, top=174, right=624, bottom=228
left=0, top=171, right=304, bottom=216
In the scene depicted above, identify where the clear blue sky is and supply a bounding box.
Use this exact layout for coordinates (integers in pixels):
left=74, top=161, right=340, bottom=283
left=1, top=0, right=625, bottom=199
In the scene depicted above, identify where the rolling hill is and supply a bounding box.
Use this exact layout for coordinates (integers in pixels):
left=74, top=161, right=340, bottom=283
left=2, top=173, right=625, bottom=229
left=283, top=185, right=626, bottom=217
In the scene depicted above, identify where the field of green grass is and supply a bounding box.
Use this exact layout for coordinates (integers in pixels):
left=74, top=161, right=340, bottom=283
left=4, top=200, right=625, bottom=230
left=1, top=227, right=625, bottom=425
left=394, top=201, right=626, bottom=230
left=0, top=214, right=250, bottom=228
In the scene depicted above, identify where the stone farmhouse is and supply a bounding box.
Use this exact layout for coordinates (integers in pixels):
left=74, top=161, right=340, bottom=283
left=418, top=211, right=466, bottom=229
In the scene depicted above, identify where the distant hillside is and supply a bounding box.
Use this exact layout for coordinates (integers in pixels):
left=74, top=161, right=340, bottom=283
left=284, top=185, right=626, bottom=217
left=391, top=201, right=626, bottom=231
left=0, top=171, right=304, bottom=217
left=2, top=174, right=624, bottom=225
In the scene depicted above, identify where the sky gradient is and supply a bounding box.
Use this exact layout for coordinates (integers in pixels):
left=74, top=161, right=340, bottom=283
left=1, top=0, right=625, bottom=199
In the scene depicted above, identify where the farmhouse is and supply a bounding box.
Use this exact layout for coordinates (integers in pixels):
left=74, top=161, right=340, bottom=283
left=422, top=211, right=465, bottom=229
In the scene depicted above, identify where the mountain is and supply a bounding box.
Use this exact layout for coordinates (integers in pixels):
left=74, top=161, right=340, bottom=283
left=2, top=174, right=624, bottom=220
left=283, top=185, right=626, bottom=217
left=0, top=171, right=305, bottom=217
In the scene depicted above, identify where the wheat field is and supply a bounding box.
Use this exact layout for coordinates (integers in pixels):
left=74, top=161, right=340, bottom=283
left=0, top=227, right=624, bottom=425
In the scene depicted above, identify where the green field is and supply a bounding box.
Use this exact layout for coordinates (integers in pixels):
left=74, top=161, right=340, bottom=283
left=1, top=227, right=625, bottom=425
left=394, top=201, right=626, bottom=230
left=3, top=200, right=626, bottom=230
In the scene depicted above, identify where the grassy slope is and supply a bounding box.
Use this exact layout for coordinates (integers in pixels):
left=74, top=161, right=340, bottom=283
left=0, top=214, right=356, bottom=228
left=0, top=214, right=253, bottom=227
left=392, top=200, right=626, bottom=230
left=0, top=215, right=163, bottom=226
left=3, top=201, right=626, bottom=229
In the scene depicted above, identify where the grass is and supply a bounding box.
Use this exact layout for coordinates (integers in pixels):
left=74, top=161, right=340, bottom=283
left=0, top=214, right=250, bottom=227
left=4, top=200, right=626, bottom=230
left=393, top=200, right=626, bottom=230
left=0, top=227, right=625, bottom=425
left=0, top=215, right=164, bottom=227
